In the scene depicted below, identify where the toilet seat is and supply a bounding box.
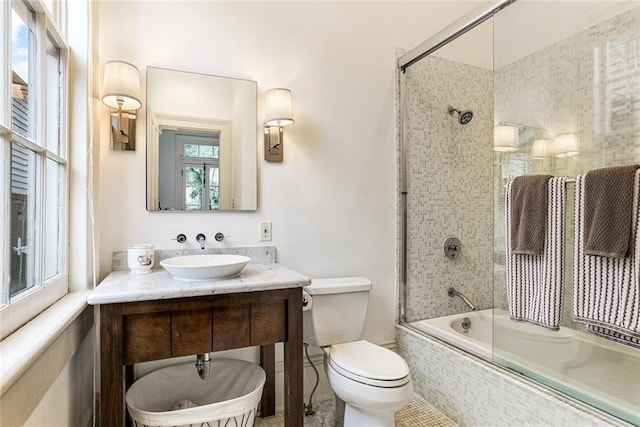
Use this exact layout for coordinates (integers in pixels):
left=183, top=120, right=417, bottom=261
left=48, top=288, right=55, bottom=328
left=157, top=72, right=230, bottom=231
left=328, top=340, right=410, bottom=388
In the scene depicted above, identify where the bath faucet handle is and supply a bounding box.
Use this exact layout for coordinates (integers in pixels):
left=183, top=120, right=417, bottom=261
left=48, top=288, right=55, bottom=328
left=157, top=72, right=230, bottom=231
left=443, top=237, right=462, bottom=260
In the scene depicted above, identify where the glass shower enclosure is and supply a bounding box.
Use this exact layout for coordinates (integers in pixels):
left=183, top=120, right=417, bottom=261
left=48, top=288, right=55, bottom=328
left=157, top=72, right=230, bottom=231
left=399, top=1, right=640, bottom=424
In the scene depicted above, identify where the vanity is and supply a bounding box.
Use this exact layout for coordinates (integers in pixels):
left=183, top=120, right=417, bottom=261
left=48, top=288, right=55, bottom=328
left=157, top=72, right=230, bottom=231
left=88, top=260, right=310, bottom=427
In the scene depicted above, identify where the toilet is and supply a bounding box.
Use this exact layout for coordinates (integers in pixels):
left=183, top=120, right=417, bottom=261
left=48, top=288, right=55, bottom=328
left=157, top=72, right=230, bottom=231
left=303, top=277, right=413, bottom=427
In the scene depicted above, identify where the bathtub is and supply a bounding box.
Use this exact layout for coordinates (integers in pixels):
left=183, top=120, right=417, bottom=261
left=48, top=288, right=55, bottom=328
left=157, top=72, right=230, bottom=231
left=411, top=309, right=640, bottom=425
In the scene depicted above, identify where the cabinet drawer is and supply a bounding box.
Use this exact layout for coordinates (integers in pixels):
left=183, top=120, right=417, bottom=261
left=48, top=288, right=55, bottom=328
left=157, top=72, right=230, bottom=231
left=213, top=304, right=250, bottom=350
left=172, top=309, right=213, bottom=357
left=251, top=301, right=285, bottom=346
left=123, top=312, right=171, bottom=364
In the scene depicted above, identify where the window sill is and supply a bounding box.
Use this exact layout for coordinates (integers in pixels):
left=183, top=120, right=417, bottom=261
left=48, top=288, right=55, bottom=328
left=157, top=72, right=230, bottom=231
left=0, top=291, right=91, bottom=395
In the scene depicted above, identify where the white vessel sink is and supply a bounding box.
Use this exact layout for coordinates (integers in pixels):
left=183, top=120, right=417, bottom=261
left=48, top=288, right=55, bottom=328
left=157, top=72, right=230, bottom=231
left=160, top=254, right=251, bottom=281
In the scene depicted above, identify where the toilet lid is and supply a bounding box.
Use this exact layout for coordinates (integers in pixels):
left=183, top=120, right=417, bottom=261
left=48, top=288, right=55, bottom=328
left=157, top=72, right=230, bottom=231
left=328, top=340, right=410, bottom=388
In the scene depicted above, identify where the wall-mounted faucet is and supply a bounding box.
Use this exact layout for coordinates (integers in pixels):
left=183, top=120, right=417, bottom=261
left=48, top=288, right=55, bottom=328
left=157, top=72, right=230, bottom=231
left=196, top=233, right=206, bottom=250
left=448, top=287, right=476, bottom=311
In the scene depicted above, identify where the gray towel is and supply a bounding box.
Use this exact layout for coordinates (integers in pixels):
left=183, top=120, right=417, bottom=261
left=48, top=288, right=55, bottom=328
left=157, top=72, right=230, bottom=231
left=506, top=177, right=566, bottom=329
left=584, top=165, right=640, bottom=258
left=510, top=175, right=553, bottom=255
left=573, top=171, right=640, bottom=349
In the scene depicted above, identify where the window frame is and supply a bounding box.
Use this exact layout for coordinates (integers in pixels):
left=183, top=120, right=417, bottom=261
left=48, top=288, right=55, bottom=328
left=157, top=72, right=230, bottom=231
left=176, top=133, right=221, bottom=211
left=1, top=0, right=69, bottom=340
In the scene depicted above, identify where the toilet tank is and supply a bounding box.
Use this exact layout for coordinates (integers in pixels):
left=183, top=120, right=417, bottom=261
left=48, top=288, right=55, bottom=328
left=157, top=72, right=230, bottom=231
left=302, top=277, right=372, bottom=347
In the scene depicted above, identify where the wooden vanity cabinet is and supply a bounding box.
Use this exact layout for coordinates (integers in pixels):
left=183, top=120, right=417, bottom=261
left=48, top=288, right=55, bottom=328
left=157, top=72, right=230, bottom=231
left=99, top=288, right=302, bottom=427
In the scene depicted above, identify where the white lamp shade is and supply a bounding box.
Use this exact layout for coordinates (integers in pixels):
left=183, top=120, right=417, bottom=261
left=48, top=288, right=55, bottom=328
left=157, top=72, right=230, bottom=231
left=531, top=138, right=550, bottom=159
left=102, top=60, right=142, bottom=111
left=553, top=133, right=578, bottom=157
left=264, top=88, right=294, bottom=127
left=494, top=125, right=519, bottom=152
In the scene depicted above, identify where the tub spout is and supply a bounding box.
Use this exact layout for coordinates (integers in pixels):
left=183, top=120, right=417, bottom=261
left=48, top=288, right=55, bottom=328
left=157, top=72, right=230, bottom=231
left=447, top=287, right=476, bottom=311
left=195, top=353, right=211, bottom=380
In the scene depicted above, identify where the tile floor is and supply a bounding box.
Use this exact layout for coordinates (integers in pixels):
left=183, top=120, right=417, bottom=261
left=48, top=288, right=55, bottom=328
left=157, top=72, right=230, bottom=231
left=254, top=394, right=457, bottom=427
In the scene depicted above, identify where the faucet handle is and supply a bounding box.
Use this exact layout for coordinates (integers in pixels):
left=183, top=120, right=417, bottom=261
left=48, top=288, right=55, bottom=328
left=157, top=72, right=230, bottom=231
left=172, top=233, right=187, bottom=243
left=443, top=237, right=462, bottom=260
left=214, top=232, right=230, bottom=242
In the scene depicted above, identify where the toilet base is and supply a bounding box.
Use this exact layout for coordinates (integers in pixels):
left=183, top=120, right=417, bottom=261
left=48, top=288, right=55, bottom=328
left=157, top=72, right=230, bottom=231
left=344, top=404, right=395, bottom=427
left=330, top=394, right=395, bottom=427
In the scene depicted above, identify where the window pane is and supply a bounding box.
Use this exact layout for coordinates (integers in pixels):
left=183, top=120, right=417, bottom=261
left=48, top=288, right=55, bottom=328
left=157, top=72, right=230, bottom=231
left=46, top=34, right=62, bottom=155
left=44, top=159, right=62, bottom=279
left=11, top=5, right=35, bottom=139
left=10, top=142, right=37, bottom=298
left=184, top=144, right=199, bottom=158
left=183, top=143, right=218, bottom=159
left=209, top=167, right=219, bottom=210
left=184, top=166, right=204, bottom=210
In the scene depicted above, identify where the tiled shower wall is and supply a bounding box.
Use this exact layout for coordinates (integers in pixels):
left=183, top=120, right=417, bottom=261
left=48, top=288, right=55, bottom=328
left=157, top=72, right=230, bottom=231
left=402, top=56, right=493, bottom=322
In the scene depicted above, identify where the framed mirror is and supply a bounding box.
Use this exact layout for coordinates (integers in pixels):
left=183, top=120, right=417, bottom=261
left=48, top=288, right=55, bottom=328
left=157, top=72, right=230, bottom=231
left=146, top=67, right=257, bottom=211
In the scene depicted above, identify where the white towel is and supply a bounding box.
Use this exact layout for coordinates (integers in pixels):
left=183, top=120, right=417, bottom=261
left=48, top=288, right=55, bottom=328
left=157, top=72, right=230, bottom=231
left=573, top=172, right=640, bottom=348
left=506, top=177, right=566, bottom=329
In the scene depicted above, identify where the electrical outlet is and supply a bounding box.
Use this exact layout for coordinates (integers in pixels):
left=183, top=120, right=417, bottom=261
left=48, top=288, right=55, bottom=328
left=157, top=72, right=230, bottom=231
left=260, top=221, right=272, bottom=241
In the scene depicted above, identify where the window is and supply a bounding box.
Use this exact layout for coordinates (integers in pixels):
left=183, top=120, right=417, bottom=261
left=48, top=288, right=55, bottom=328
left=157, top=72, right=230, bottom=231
left=178, top=133, right=221, bottom=211
left=1, top=0, right=69, bottom=339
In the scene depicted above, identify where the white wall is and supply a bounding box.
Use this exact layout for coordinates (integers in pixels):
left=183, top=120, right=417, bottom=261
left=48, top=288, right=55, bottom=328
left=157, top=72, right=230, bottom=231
left=96, top=1, right=482, bottom=345
left=2, top=308, right=94, bottom=426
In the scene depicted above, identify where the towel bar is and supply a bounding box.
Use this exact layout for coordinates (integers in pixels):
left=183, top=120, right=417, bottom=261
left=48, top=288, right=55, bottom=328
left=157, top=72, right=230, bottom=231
left=504, top=178, right=575, bottom=188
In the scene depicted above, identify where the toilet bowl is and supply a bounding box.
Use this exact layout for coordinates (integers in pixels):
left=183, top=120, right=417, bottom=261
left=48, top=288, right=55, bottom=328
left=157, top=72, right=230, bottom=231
left=325, top=340, right=413, bottom=426
left=303, top=277, right=413, bottom=426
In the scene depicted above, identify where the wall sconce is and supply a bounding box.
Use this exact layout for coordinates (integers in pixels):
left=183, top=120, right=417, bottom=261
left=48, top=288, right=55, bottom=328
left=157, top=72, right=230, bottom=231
left=101, top=60, right=142, bottom=151
left=493, top=125, right=519, bottom=152
left=531, top=138, right=550, bottom=159
left=553, top=133, right=579, bottom=157
left=264, top=88, right=294, bottom=162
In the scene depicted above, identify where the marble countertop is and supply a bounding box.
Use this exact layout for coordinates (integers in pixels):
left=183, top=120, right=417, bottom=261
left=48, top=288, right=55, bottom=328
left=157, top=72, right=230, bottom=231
left=87, top=263, right=311, bottom=305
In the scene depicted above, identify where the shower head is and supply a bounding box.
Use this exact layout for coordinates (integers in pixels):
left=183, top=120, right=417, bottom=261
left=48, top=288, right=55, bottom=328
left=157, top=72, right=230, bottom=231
left=448, top=106, right=474, bottom=125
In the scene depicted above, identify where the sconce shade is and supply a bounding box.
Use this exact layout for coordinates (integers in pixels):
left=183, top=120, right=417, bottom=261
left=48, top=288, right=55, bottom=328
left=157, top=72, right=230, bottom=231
left=102, top=60, right=142, bottom=111
left=493, top=125, right=519, bottom=152
left=553, top=133, right=579, bottom=157
left=531, top=138, right=550, bottom=159
left=264, top=88, right=294, bottom=127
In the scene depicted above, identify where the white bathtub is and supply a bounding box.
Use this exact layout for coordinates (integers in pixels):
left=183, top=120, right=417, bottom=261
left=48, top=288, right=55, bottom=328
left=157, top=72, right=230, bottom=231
left=412, top=309, right=640, bottom=425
